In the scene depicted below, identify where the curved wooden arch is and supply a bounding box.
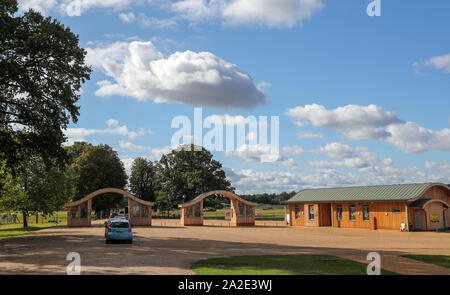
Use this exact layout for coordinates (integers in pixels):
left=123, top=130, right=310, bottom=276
left=65, top=188, right=154, bottom=208
left=178, top=190, right=257, bottom=208
left=408, top=183, right=450, bottom=203
left=422, top=199, right=450, bottom=208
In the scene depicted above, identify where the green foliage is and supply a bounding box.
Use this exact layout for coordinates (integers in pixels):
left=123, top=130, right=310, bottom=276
left=156, top=144, right=233, bottom=206
left=155, top=190, right=172, bottom=216
left=241, top=191, right=296, bottom=205
left=0, top=157, right=67, bottom=227
left=129, top=157, right=157, bottom=201
left=0, top=1, right=91, bottom=170
left=69, top=144, right=127, bottom=211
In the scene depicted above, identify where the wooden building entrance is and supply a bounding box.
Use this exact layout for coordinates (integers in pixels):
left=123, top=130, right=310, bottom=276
left=179, top=190, right=257, bottom=226
left=65, top=188, right=154, bottom=227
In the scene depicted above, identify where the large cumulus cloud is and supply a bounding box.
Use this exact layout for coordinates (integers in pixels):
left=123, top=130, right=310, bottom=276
left=86, top=41, right=268, bottom=109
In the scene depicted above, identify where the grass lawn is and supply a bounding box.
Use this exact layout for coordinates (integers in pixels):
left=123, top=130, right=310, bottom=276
left=203, top=208, right=285, bottom=221
left=401, top=255, right=450, bottom=269
left=0, top=211, right=67, bottom=240
left=192, top=254, right=397, bottom=275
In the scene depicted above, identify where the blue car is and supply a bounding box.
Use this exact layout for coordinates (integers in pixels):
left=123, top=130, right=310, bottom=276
left=105, top=219, right=133, bottom=244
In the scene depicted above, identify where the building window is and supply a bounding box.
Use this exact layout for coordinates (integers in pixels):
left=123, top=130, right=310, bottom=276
left=238, top=202, right=245, bottom=217
left=194, top=204, right=201, bottom=217
left=80, top=202, right=88, bottom=219
left=246, top=206, right=253, bottom=217
left=132, top=201, right=140, bottom=218
left=349, top=205, right=356, bottom=221
left=295, top=205, right=301, bottom=220
left=70, top=206, right=78, bottom=219
left=363, top=205, right=370, bottom=221
left=141, top=205, right=149, bottom=218
left=392, top=209, right=401, bottom=214
left=186, top=207, right=193, bottom=218
left=336, top=205, right=343, bottom=221
left=308, top=205, right=315, bottom=220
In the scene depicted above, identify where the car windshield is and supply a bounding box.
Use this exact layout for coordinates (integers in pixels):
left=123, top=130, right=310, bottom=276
left=110, top=221, right=129, bottom=228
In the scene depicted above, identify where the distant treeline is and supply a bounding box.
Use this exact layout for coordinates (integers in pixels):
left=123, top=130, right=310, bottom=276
left=240, top=191, right=297, bottom=205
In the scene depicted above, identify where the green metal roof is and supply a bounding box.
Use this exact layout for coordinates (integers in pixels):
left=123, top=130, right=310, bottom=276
left=286, top=183, right=434, bottom=203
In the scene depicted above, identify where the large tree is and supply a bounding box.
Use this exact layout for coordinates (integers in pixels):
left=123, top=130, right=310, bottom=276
left=0, top=1, right=91, bottom=169
left=0, top=157, right=67, bottom=227
left=70, top=144, right=127, bottom=211
left=156, top=145, right=233, bottom=207
left=129, top=157, right=157, bottom=202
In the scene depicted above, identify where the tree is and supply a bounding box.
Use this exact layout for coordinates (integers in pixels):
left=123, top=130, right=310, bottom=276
left=70, top=144, right=127, bottom=211
left=129, top=157, right=157, bottom=202
left=154, top=191, right=173, bottom=218
left=0, top=1, right=91, bottom=170
left=64, top=141, right=92, bottom=163
left=156, top=145, right=233, bottom=205
left=0, top=157, right=67, bottom=227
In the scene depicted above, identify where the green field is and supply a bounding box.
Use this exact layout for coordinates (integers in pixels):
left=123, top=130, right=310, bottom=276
left=203, top=208, right=285, bottom=221
left=401, top=255, right=450, bottom=269
left=192, top=254, right=397, bottom=275
left=0, top=211, right=67, bottom=240
left=152, top=207, right=286, bottom=221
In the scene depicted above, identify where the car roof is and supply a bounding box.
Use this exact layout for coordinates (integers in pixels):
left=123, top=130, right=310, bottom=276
left=109, top=218, right=129, bottom=223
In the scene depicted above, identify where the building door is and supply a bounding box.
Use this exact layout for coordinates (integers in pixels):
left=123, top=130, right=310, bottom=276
left=415, top=212, right=422, bottom=230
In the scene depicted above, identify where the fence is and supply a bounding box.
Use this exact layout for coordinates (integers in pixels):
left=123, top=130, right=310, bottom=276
left=0, top=212, right=67, bottom=225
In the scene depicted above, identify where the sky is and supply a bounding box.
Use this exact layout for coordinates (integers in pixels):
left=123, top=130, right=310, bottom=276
left=18, top=0, right=450, bottom=194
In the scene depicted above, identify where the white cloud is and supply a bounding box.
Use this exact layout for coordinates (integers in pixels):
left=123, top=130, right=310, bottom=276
left=18, top=0, right=322, bottom=28
left=413, top=53, right=450, bottom=74
left=118, top=142, right=179, bottom=161
left=286, top=104, right=450, bottom=154
left=286, top=104, right=399, bottom=139
left=425, top=161, right=450, bottom=175
left=86, top=41, right=268, bottom=109
left=18, top=0, right=58, bottom=14
left=20, top=0, right=136, bottom=16
left=64, top=119, right=152, bottom=144
left=119, top=12, right=177, bottom=28
left=309, top=158, right=369, bottom=169
left=139, top=14, right=177, bottom=28
left=226, top=164, right=449, bottom=195
left=225, top=144, right=298, bottom=169
left=284, top=142, right=377, bottom=160
left=119, top=140, right=151, bottom=151
left=221, top=0, right=324, bottom=27
left=119, top=12, right=136, bottom=23
left=171, top=0, right=324, bottom=28
left=297, top=131, right=323, bottom=139
left=316, top=142, right=355, bottom=159
left=106, top=118, right=119, bottom=127
left=381, top=158, right=394, bottom=166
left=121, top=157, right=136, bottom=176
left=282, top=145, right=307, bottom=155
left=385, top=122, right=450, bottom=154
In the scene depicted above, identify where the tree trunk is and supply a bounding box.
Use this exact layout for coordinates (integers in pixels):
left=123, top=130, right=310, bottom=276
left=22, top=211, right=28, bottom=228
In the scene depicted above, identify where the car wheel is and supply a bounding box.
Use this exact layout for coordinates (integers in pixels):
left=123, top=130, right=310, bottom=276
left=105, top=239, right=109, bottom=244
left=129, top=240, right=133, bottom=244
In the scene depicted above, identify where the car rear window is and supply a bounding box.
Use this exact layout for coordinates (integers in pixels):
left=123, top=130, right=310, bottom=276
left=110, top=222, right=129, bottom=228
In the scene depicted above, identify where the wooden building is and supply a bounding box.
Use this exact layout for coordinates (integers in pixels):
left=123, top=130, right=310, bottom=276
left=284, top=183, right=450, bottom=231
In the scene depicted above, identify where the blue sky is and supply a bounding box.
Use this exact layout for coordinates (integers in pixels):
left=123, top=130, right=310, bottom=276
left=19, top=0, right=450, bottom=193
